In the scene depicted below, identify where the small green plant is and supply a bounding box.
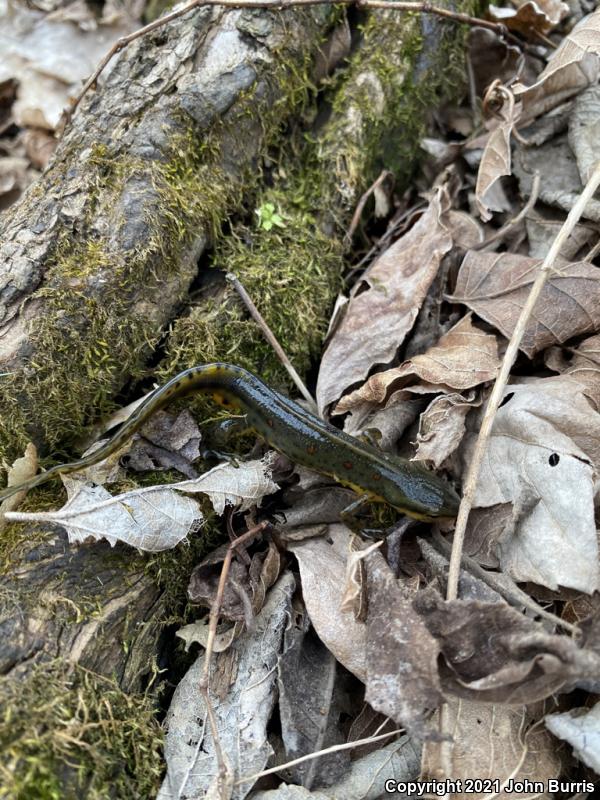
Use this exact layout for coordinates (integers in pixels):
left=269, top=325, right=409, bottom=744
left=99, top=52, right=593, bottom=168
left=255, top=202, right=287, bottom=231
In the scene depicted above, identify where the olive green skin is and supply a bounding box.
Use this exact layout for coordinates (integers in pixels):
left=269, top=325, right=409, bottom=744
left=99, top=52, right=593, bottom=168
left=0, top=363, right=460, bottom=519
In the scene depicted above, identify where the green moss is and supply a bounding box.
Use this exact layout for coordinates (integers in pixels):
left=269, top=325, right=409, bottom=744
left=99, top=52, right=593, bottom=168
left=162, top=199, right=342, bottom=389
left=0, top=661, right=163, bottom=800
left=0, top=6, right=333, bottom=470
left=317, top=6, right=472, bottom=211
left=160, top=5, right=474, bottom=392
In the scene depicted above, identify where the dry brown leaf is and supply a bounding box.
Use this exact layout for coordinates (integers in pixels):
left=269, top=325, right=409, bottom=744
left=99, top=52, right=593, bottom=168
left=188, top=539, right=281, bottom=622
left=488, top=1, right=569, bottom=39
left=316, top=187, right=454, bottom=413
left=278, top=484, right=356, bottom=530
left=158, top=573, right=295, bottom=800
left=341, top=393, right=425, bottom=449
left=463, top=503, right=512, bottom=568
left=126, top=409, right=202, bottom=478
left=525, top=209, right=596, bottom=260
left=21, top=127, right=56, bottom=170
left=545, top=332, right=600, bottom=408
left=569, top=83, right=600, bottom=184
left=513, top=134, right=600, bottom=222
left=0, top=0, right=137, bottom=130
left=336, top=315, right=499, bottom=415
left=176, top=619, right=239, bottom=653
left=422, top=698, right=561, bottom=798
left=475, top=91, right=517, bottom=221
left=277, top=618, right=352, bottom=788
left=415, top=390, right=479, bottom=468
left=449, top=250, right=600, bottom=357
left=462, top=377, right=600, bottom=593
left=364, top=550, right=443, bottom=733
left=5, top=477, right=203, bottom=552
left=0, top=442, right=37, bottom=525
left=545, top=701, right=600, bottom=773
left=252, top=739, right=422, bottom=800
left=416, top=587, right=600, bottom=703
left=288, top=525, right=367, bottom=681
left=514, top=7, right=600, bottom=119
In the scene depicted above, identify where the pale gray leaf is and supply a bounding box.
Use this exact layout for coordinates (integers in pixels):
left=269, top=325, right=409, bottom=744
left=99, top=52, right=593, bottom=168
left=158, top=572, right=296, bottom=800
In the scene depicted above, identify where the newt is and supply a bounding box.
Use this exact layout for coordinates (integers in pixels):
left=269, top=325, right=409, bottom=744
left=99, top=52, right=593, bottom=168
left=0, top=363, right=460, bottom=520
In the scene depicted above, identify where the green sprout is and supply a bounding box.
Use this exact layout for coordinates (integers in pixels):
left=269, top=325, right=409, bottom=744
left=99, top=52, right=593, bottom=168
left=255, top=202, right=287, bottom=231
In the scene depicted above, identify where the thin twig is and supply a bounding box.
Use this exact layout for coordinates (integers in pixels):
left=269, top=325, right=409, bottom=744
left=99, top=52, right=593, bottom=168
left=64, top=0, right=523, bottom=127
left=235, top=725, right=405, bottom=785
left=226, top=272, right=318, bottom=413
left=198, top=521, right=269, bottom=794
left=474, top=171, right=541, bottom=251
left=447, top=161, right=600, bottom=603
left=345, top=169, right=392, bottom=243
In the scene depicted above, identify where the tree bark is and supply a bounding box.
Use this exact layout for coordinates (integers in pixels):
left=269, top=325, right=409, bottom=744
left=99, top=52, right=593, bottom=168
left=0, top=3, right=332, bottom=460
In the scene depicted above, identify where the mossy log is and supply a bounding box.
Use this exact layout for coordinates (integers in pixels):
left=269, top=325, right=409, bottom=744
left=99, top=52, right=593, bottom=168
left=0, top=4, right=475, bottom=797
left=0, top=3, right=334, bottom=462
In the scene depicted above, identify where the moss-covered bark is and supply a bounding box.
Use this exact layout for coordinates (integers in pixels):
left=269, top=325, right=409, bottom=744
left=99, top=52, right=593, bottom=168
left=0, top=5, right=333, bottom=464
left=161, top=4, right=476, bottom=391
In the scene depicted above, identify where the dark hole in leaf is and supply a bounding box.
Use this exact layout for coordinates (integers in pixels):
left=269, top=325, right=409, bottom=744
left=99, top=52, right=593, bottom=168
left=549, top=453, right=560, bottom=467
left=499, top=392, right=514, bottom=408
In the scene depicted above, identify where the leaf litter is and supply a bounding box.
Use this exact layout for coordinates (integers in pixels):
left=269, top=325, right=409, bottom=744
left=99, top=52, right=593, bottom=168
left=5, top=3, right=600, bottom=797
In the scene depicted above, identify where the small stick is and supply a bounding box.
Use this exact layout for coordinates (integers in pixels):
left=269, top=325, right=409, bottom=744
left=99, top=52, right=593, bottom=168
left=199, top=521, right=269, bottom=792
left=64, top=0, right=523, bottom=128
left=345, top=169, right=393, bottom=243
left=226, top=272, right=318, bottom=414
left=235, top=724, right=405, bottom=785
left=447, top=161, right=600, bottom=603
left=474, top=171, right=541, bottom=251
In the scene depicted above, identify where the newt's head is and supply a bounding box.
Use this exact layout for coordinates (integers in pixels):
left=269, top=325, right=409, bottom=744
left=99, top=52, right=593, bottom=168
left=383, top=459, right=461, bottom=521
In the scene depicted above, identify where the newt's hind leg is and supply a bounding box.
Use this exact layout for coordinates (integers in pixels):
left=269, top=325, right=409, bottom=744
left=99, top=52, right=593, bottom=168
left=340, top=494, right=386, bottom=539
left=200, top=416, right=250, bottom=465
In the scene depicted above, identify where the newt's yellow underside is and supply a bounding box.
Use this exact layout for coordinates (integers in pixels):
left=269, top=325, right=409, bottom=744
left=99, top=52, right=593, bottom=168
left=0, top=363, right=460, bottom=520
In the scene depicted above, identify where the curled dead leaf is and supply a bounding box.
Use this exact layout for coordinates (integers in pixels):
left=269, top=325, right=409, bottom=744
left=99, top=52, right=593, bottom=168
left=488, top=1, right=569, bottom=39
left=336, top=315, right=499, bottom=415
left=514, top=7, right=600, bottom=120
left=416, top=586, right=600, bottom=703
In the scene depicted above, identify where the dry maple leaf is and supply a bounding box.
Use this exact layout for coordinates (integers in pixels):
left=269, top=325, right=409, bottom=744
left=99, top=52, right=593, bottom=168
left=449, top=250, right=600, bottom=357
